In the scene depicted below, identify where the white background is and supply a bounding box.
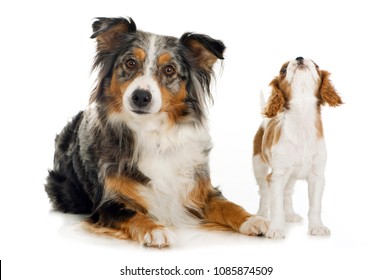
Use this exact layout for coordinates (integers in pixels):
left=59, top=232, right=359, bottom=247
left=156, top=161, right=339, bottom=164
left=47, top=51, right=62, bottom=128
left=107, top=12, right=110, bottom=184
left=1, top=0, right=390, bottom=279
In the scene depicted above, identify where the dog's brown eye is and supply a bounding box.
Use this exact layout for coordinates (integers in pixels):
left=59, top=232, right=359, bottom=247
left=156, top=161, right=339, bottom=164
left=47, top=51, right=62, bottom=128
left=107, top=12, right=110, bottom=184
left=281, top=68, right=287, bottom=75
left=126, top=59, right=137, bottom=69
left=164, top=65, right=176, bottom=77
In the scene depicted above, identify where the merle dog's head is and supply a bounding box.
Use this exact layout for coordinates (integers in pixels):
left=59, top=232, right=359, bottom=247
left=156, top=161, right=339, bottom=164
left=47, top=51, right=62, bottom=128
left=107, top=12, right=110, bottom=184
left=90, top=17, right=225, bottom=124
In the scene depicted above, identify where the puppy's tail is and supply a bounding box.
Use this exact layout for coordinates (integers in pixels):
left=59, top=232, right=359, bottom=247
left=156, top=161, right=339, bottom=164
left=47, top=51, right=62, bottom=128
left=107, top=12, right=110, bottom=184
left=259, top=90, right=266, bottom=113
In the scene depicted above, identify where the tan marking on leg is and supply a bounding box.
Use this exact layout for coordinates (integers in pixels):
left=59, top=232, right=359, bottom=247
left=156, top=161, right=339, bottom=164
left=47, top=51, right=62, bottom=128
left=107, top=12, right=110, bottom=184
left=85, top=176, right=175, bottom=246
left=105, top=176, right=148, bottom=213
left=204, top=195, right=252, bottom=232
left=185, top=177, right=213, bottom=218
left=85, top=212, right=167, bottom=246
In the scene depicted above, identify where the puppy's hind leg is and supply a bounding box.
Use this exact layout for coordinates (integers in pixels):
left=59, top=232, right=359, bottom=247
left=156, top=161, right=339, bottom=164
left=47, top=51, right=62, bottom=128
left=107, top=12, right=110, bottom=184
left=284, top=177, right=302, bottom=222
left=253, top=155, right=270, bottom=218
left=267, top=171, right=291, bottom=239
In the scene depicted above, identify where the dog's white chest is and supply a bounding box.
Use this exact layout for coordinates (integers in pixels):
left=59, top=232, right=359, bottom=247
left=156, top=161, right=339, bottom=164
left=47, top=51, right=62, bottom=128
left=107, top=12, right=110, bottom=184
left=136, top=123, right=212, bottom=226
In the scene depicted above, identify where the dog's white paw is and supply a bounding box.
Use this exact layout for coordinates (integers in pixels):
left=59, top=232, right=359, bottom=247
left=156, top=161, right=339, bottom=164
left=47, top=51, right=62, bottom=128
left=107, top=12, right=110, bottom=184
left=285, top=213, right=302, bottom=222
left=266, top=228, right=285, bottom=239
left=309, top=225, right=330, bottom=236
left=143, top=228, right=176, bottom=248
left=239, top=216, right=269, bottom=236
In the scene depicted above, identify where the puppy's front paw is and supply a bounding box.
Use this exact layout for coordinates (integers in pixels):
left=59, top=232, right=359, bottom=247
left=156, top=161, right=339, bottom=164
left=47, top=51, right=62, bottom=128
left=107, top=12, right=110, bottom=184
left=266, top=228, right=285, bottom=239
left=143, top=228, right=176, bottom=248
left=309, top=225, right=330, bottom=236
left=239, top=215, right=269, bottom=236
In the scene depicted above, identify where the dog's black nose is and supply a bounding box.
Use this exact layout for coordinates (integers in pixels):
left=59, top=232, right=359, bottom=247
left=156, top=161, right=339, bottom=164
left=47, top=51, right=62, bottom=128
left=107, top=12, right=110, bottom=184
left=296, top=57, right=304, bottom=62
left=132, top=89, right=152, bottom=108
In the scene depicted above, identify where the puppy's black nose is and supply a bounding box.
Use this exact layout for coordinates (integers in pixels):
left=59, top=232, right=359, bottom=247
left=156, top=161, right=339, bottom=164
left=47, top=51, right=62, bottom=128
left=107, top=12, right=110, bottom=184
left=132, top=89, right=152, bottom=108
left=296, top=57, right=304, bottom=62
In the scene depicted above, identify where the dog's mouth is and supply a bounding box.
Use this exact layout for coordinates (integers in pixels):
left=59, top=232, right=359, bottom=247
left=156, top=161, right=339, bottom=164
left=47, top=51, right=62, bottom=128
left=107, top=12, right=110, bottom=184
left=295, top=63, right=310, bottom=72
left=132, top=110, right=150, bottom=115
left=292, top=64, right=309, bottom=75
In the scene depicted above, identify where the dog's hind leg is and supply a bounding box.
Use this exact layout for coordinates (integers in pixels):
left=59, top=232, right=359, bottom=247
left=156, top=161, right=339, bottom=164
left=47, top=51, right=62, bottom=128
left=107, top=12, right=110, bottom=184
left=253, top=154, right=270, bottom=218
left=266, top=171, right=291, bottom=239
left=45, top=111, right=94, bottom=214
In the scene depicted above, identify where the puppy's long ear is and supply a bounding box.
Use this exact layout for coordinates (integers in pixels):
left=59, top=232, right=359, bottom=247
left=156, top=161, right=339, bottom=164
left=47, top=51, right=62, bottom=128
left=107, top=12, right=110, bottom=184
left=319, top=70, right=343, bottom=107
left=91, top=17, right=137, bottom=51
left=264, top=78, right=285, bottom=118
left=180, top=33, right=225, bottom=72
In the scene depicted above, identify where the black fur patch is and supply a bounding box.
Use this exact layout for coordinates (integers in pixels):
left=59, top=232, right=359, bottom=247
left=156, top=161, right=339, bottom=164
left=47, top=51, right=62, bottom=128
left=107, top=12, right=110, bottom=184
left=45, top=112, right=95, bottom=214
left=88, top=201, right=136, bottom=228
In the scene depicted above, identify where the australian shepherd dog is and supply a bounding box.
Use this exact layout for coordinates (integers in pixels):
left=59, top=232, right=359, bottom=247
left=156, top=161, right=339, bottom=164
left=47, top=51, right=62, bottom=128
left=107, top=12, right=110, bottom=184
left=45, top=17, right=268, bottom=247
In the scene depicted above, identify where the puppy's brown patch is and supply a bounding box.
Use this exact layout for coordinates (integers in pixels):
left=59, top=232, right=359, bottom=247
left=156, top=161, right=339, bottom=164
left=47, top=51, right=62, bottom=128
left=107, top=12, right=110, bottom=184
left=315, top=108, right=324, bottom=138
left=264, top=118, right=281, bottom=149
left=253, top=126, right=264, bottom=156
left=253, top=118, right=281, bottom=165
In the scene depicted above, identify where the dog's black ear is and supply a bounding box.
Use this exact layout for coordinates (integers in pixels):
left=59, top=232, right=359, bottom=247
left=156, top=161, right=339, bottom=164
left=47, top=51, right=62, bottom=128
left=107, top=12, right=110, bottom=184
left=180, top=33, right=225, bottom=71
left=91, top=17, right=136, bottom=51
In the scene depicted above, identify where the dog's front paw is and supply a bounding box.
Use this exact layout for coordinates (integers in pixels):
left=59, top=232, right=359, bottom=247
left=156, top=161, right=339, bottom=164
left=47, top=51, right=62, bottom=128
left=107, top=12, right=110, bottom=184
left=143, top=228, right=176, bottom=248
left=266, top=228, right=285, bottom=239
left=309, top=225, right=330, bottom=236
left=239, top=216, right=269, bottom=236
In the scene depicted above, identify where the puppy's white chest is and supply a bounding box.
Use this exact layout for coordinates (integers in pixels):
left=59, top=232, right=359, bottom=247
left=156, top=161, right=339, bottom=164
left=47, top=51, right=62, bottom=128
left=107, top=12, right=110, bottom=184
left=277, top=95, right=326, bottom=178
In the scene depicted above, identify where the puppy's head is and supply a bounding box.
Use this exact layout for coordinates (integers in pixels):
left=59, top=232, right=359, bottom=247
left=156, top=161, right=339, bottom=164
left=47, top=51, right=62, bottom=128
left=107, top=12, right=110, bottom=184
left=90, top=17, right=225, bottom=124
left=264, top=57, right=342, bottom=118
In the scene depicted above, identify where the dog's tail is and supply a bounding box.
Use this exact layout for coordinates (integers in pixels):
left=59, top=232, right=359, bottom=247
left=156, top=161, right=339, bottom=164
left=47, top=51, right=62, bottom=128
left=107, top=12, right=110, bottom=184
left=259, top=90, right=266, bottom=113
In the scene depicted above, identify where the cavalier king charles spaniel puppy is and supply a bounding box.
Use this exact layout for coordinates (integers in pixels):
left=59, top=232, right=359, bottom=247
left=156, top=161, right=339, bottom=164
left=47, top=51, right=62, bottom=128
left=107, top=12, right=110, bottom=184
left=253, top=57, right=342, bottom=238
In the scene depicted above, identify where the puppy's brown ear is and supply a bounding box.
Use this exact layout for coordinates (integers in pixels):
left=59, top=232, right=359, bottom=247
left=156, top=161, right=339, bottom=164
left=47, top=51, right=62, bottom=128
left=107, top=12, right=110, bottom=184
left=91, top=17, right=137, bottom=51
left=318, top=70, right=343, bottom=107
left=180, top=33, right=225, bottom=72
left=264, top=78, right=285, bottom=118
